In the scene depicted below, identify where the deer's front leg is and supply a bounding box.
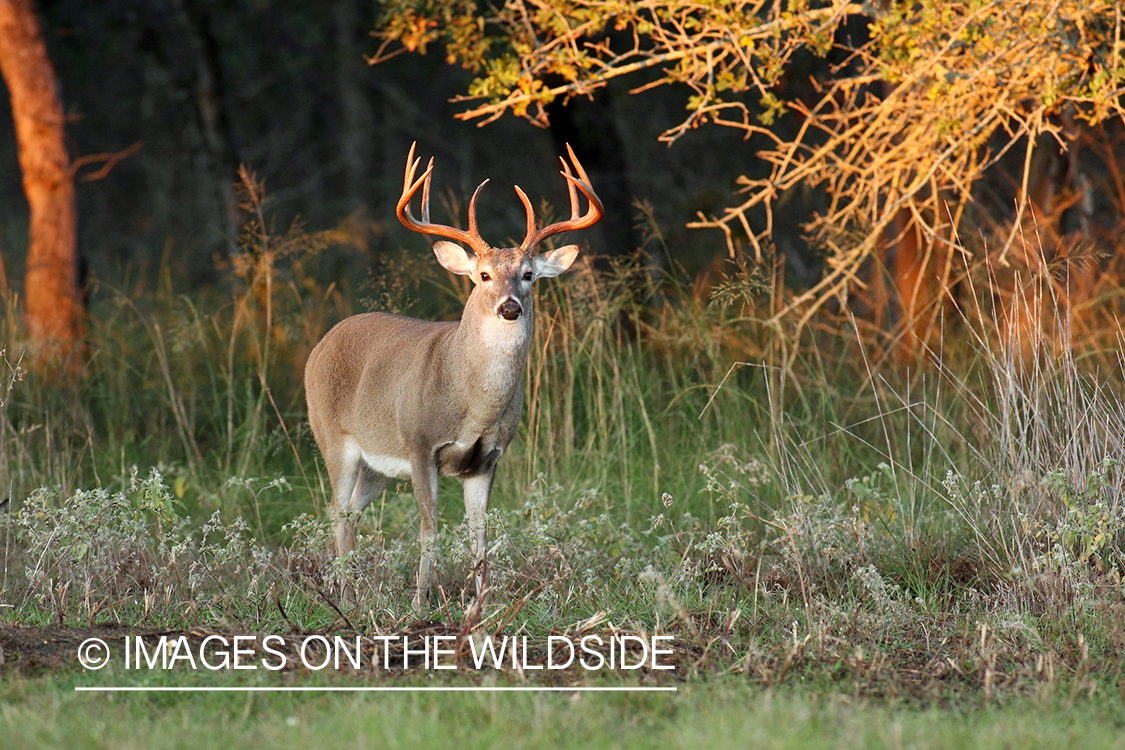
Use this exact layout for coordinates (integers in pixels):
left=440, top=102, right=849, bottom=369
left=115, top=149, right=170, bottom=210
left=463, top=470, right=495, bottom=598
left=411, top=457, right=440, bottom=613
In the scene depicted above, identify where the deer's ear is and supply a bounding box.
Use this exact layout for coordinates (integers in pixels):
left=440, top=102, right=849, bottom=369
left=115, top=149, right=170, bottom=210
left=433, top=241, right=475, bottom=276
left=533, top=244, right=580, bottom=279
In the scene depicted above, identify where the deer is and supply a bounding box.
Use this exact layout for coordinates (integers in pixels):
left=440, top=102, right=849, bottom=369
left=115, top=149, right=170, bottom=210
left=304, top=143, right=603, bottom=611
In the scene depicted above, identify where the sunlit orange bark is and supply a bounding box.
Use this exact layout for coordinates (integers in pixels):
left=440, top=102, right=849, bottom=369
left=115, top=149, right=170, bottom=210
left=0, top=0, right=82, bottom=363
left=880, top=206, right=953, bottom=363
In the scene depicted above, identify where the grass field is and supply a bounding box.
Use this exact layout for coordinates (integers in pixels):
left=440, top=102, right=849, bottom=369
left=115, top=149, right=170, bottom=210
left=2, top=205, right=1124, bottom=747
left=4, top=668, right=1125, bottom=749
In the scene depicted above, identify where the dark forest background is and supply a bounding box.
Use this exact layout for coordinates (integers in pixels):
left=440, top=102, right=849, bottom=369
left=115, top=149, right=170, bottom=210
left=0, top=0, right=795, bottom=298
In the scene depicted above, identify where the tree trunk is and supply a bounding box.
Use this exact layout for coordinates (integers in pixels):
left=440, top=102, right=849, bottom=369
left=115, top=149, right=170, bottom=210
left=0, top=0, right=81, bottom=363
left=335, top=0, right=373, bottom=208
left=174, top=0, right=240, bottom=247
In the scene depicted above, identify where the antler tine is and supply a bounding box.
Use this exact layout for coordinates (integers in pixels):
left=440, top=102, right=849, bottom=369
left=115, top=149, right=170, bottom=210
left=559, top=157, right=579, bottom=220
left=403, top=141, right=419, bottom=190
left=467, top=179, right=489, bottom=241
left=396, top=143, right=490, bottom=253
left=520, top=144, right=604, bottom=250
left=565, top=143, right=593, bottom=184
left=514, top=185, right=536, bottom=249
left=420, top=157, right=434, bottom=224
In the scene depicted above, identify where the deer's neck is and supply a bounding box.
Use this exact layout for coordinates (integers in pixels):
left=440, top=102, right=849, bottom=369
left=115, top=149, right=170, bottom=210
left=451, top=301, right=533, bottom=405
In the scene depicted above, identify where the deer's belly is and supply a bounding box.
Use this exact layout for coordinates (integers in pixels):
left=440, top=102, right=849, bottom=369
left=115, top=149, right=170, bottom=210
left=359, top=449, right=412, bottom=479
left=353, top=440, right=502, bottom=480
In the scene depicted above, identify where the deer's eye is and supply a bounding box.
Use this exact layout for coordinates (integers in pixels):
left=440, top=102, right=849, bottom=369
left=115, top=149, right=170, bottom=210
left=523, top=271, right=533, bottom=281
left=480, top=272, right=491, bottom=282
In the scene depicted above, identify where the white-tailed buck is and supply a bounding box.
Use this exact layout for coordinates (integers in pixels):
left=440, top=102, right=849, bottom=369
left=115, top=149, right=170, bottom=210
left=305, top=143, right=602, bottom=610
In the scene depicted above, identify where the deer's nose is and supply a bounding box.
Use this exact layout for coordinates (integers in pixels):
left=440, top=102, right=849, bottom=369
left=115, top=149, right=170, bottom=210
left=497, top=298, right=522, bottom=321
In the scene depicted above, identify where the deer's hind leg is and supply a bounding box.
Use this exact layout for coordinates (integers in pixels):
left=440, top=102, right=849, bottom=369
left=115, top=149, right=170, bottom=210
left=329, top=442, right=389, bottom=556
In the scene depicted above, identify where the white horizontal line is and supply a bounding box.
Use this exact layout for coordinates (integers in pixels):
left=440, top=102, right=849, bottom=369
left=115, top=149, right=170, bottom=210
left=75, top=686, right=677, bottom=693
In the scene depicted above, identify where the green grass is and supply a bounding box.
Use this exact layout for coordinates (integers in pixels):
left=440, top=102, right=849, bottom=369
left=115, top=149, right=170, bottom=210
left=3, top=669, right=1124, bottom=749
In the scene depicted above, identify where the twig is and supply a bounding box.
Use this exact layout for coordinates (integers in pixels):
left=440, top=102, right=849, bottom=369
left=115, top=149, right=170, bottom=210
left=72, top=141, right=142, bottom=182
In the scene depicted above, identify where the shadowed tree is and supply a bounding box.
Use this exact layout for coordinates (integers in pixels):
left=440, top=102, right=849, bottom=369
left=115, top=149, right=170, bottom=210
left=376, top=0, right=1125, bottom=361
left=0, top=0, right=81, bottom=363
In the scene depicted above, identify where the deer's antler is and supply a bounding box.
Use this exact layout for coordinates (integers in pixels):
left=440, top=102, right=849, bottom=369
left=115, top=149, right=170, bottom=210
left=516, top=144, right=604, bottom=251
left=397, top=142, right=491, bottom=254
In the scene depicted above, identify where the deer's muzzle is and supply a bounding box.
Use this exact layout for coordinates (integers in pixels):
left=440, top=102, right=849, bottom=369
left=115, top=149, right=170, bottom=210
left=497, top=298, right=522, bottom=321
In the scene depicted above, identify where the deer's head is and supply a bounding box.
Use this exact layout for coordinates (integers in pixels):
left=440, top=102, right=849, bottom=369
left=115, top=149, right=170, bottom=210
left=396, top=143, right=603, bottom=324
